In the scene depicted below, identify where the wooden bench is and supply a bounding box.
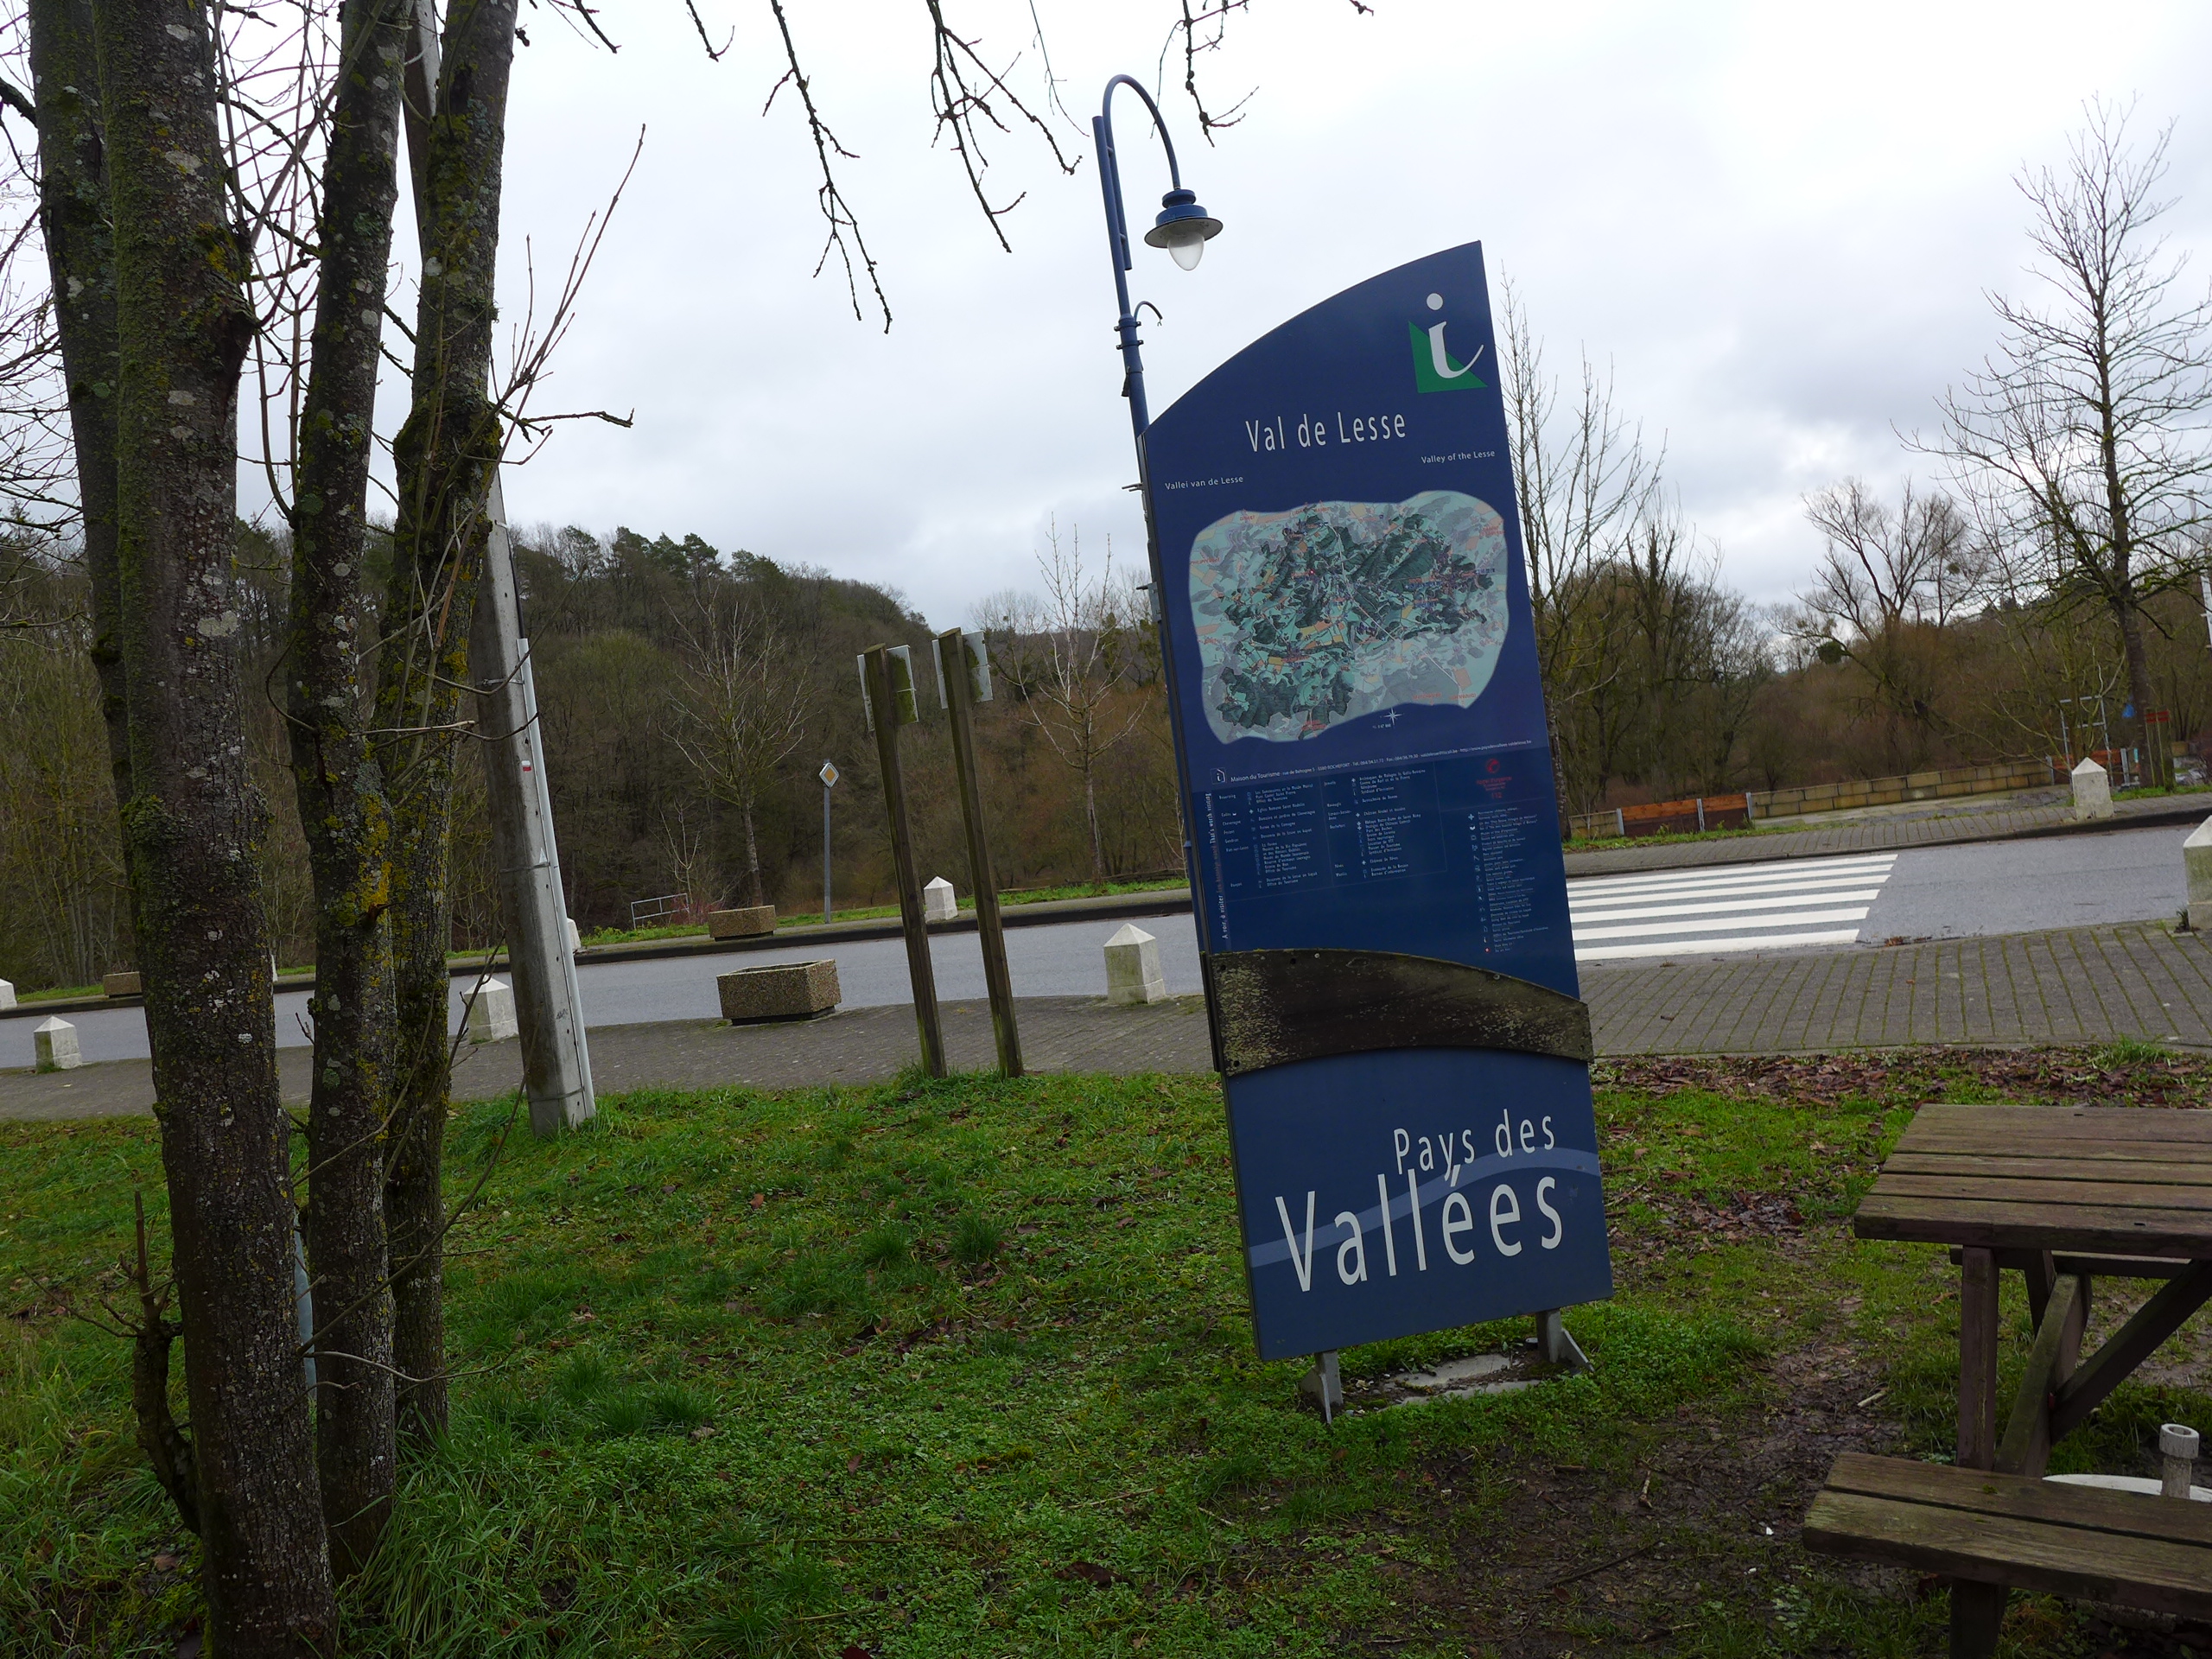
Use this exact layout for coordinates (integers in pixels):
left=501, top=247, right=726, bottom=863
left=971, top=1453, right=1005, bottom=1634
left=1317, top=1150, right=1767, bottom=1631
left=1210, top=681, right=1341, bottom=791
left=1805, top=1452, right=2212, bottom=1621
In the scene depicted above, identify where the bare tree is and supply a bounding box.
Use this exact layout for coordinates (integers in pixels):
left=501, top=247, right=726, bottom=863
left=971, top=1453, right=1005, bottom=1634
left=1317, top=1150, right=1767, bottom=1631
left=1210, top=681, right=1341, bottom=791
left=1802, top=478, right=1985, bottom=636
left=669, top=596, right=814, bottom=907
left=1931, top=100, right=2212, bottom=788
left=978, top=523, right=1147, bottom=880
left=1498, top=281, right=1662, bottom=810
left=1793, top=478, right=1986, bottom=759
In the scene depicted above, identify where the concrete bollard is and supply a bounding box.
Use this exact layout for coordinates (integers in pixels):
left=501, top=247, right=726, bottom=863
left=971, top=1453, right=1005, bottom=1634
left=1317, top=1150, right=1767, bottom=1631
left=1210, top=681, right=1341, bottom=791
left=706, top=905, right=777, bottom=940
left=923, top=877, right=957, bottom=924
left=466, top=977, right=518, bottom=1043
left=34, top=1016, right=81, bottom=1071
left=1104, top=923, right=1169, bottom=1005
left=0, top=978, right=14, bottom=1011
left=566, top=917, right=582, bottom=955
left=2187, top=819, right=2212, bottom=931
left=2072, top=755, right=2113, bottom=821
left=717, top=959, right=840, bottom=1023
left=2163, top=1422, right=2201, bottom=1501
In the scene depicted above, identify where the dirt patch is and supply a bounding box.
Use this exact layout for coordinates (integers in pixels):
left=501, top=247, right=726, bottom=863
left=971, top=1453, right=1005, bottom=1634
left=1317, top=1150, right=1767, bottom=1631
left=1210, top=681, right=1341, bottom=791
left=1322, top=1341, right=1912, bottom=1652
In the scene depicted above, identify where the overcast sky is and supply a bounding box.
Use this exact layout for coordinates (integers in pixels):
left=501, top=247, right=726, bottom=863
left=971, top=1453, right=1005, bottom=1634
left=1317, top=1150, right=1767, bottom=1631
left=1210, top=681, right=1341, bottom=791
left=359, top=0, right=2212, bottom=628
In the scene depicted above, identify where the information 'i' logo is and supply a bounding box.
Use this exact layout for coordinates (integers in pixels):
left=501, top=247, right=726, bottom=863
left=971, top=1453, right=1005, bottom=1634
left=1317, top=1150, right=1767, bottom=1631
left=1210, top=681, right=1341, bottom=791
left=1409, top=290, right=1487, bottom=393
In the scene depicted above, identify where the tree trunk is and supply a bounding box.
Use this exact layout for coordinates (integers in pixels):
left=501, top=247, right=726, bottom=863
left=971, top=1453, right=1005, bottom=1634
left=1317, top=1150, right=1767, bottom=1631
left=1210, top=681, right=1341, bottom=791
left=1084, top=762, right=1104, bottom=880
left=375, top=0, right=521, bottom=1442
left=743, top=798, right=763, bottom=906
left=25, top=0, right=124, bottom=803
left=91, top=0, right=337, bottom=1646
left=2114, top=592, right=2161, bottom=790
left=287, top=0, right=410, bottom=1573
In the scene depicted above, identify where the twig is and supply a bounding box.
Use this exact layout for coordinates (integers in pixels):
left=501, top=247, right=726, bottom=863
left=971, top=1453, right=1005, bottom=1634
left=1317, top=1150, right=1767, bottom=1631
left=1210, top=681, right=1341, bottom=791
left=1542, top=1541, right=1653, bottom=1591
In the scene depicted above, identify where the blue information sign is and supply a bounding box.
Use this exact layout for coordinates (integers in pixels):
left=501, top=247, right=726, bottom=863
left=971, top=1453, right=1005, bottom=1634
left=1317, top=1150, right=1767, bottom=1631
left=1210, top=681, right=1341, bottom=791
left=1142, top=243, right=1612, bottom=1360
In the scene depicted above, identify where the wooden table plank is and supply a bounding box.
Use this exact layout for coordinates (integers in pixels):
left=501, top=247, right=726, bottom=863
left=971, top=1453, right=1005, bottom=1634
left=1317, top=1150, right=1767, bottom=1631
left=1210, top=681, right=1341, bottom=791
left=1894, top=1135, right=2212, bottom=1166
left=1804, top=1491, right=2212, bottom=1618
left=1874, top=1173, right=2212, bottom=1211
left=1885, top=1152, right=2212, bottom=1185
left=1855, top=1193, right=2212, bottom=1256
left=1825, top=1452, right=2212, bottom=1545
left=1895, top=1105, right=2212, bottom=1147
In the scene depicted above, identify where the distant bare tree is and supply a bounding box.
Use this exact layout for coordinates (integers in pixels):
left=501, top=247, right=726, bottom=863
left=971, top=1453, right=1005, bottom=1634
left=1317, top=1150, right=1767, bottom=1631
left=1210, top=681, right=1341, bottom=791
left=1498, top=281, right=1662, bottom=804
left=977, top=523, right=1147, bottom=880
left=1930, top=100, right=2212, bottom=787
left=1802, top=478, right=1986, bottom=636
left=669, top=597, right=814, bottom=907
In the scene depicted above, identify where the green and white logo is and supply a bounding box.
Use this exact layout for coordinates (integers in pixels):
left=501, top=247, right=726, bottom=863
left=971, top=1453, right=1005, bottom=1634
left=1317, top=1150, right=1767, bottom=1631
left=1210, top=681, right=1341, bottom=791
left=1409, top=291, right=1486, bottom=393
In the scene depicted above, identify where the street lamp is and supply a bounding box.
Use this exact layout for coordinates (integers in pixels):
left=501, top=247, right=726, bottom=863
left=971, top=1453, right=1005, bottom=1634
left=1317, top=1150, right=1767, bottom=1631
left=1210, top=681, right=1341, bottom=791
left=1094, top=74, right=1223, bottom=439
left=1090, top=72, right=1220, bottom=956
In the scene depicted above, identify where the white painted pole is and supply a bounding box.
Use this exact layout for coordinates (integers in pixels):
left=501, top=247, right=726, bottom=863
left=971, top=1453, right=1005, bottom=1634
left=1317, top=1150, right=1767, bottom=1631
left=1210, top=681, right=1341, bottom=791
left=468, top=484, right=594, bottom=1134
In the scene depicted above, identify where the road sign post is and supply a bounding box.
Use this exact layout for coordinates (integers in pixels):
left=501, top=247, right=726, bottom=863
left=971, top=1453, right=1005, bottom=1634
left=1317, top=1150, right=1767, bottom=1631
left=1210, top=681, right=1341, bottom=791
left=1135, top=244, right=1614, bottom=1364
left=935, top=628, right=1022, bottom=1076
left=861, top=645, right=946, bottom=1077
left=819, top=760, right=839, bottom=924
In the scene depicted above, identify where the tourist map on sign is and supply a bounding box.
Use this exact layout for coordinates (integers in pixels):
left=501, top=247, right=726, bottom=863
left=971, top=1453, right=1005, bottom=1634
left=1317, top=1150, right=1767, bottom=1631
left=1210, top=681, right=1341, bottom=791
left=1186, top=490, right=1510, bottom=744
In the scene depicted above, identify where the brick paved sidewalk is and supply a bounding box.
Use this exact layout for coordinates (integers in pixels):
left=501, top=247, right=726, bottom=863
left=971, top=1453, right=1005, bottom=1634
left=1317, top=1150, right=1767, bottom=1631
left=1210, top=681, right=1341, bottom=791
left=12, top=922, right=2212, bottom=1122
left=1564, top=791, right=2209, bottom=878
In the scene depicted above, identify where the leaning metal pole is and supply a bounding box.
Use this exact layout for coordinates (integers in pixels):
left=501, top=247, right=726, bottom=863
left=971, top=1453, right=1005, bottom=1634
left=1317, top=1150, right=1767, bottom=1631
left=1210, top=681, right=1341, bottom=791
left=406, top=0, right=593, bottom=1134
left=1094, top=76, right=1216, bottom=1064
left=469, top=483, right=594, bottom=1134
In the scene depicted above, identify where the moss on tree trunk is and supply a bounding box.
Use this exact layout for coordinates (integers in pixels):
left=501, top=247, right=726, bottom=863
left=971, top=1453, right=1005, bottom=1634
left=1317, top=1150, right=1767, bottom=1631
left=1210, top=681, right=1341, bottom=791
left=285, top=0, right=412, bottom=1577
left=90, top=0, right=338, bottom=1645
left=374, top=0, right=520, bottom=1443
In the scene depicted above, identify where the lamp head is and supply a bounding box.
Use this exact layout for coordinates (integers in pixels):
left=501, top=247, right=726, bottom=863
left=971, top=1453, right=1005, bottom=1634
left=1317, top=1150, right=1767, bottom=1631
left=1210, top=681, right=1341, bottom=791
left=1144, top=188, right=1222, bottom=271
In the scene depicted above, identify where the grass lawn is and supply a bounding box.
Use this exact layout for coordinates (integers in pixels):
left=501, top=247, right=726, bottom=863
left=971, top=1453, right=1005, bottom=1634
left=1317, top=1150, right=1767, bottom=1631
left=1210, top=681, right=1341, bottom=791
left=7, top=1050, right=2212, bottom=1656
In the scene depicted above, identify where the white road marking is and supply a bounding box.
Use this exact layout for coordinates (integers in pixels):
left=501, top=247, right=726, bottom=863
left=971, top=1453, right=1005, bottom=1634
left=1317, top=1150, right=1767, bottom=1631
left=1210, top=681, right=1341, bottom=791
left=1570, top=852, right=1897, bottom=960
left=1576, top=929, right=1867, bottom=962
left=1572, top=906, right=1872, bottom=942
left=1573, top=888, right=1885, bottom=924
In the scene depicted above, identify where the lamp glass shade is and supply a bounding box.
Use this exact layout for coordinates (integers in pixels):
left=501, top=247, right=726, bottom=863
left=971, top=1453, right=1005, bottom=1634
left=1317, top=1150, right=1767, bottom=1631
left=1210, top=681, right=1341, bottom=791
left=1144, top=188, right=1221, bottom=271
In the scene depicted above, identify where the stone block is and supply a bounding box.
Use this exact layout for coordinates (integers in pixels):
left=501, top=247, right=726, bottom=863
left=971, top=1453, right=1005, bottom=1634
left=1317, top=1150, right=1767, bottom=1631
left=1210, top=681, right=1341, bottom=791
left=566, top=916, right=582, bottom=954
left=2187, top=817, right=2212, bottom=931
left=923, top=877, right=957, bottom=924
left=707, top=906, right=777, bottom=940
left=2072, top=756, right=2113, bottom=820
left=0, top=978, right=13, bottom=1011
left=103, top=970, right=141, bottom=998
left=718, top=959, right=840, bottom=1023
left=34, top=1016, right=80, bottom=1071
left=467, top=977, right=518, bottom=1043
left=1104, top=923, right=1168, bottom=1006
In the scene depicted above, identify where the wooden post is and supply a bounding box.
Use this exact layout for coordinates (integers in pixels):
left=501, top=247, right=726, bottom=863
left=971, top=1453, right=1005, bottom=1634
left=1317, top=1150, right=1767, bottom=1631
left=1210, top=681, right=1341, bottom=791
left=864, top=645, right=945, bottom=1077
left=1951, top=1246, right=2007, bottom=1658
left=936, top=629, right=1022, bottom=1077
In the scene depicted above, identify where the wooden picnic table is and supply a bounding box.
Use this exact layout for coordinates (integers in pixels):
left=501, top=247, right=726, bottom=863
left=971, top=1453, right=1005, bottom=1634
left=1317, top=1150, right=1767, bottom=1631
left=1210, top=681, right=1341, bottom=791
left=1843, top=1103, right=2212, bottom=1654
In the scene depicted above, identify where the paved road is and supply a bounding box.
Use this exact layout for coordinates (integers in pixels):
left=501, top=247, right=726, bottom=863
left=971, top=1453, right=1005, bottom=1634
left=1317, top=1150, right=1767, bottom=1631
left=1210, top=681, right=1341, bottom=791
left=4, top=823, right=2193, bottom=1071
left=0, top=907, right=1207, bottom=1071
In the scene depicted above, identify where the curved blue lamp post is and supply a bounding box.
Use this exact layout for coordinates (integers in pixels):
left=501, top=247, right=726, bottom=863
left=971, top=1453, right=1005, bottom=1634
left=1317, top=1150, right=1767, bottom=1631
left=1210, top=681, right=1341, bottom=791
left=1091, top=75, right=1222, bottom=934
left=1093, top=74, right=1223, bottom=441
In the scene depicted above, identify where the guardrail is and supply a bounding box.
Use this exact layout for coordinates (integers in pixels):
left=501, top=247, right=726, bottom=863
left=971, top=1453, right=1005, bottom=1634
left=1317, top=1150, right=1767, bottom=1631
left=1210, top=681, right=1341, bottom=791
left=1564, top=758, right=2076, bottom=841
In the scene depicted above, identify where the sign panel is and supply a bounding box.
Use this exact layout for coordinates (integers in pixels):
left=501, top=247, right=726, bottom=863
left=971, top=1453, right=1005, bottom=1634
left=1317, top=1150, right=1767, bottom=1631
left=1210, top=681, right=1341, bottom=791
left=1143, top=242, right=1611, bottom=1359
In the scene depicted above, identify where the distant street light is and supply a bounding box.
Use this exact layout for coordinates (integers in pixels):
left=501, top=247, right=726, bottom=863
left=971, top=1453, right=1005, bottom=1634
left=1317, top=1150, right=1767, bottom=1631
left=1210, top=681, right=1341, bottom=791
left=1090, top=73, right=1221, bottom=897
